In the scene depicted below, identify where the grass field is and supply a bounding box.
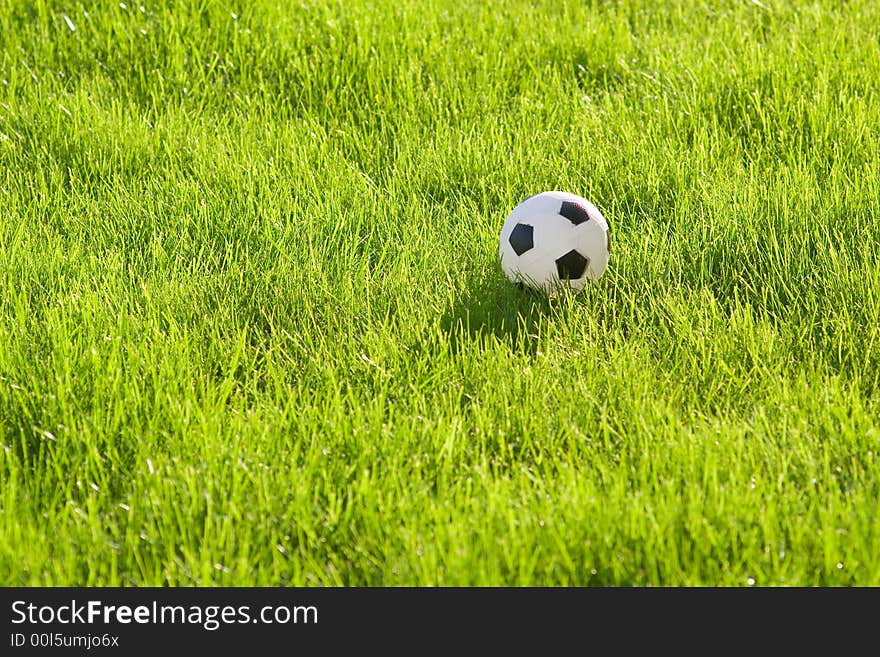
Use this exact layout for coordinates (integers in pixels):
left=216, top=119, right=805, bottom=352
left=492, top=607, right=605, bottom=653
left=2, top=0, right=879, bottom=586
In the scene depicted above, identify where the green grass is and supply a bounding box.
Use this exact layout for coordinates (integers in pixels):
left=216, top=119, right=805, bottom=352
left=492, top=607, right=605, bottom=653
left=1, top=0, right=879, bottom=586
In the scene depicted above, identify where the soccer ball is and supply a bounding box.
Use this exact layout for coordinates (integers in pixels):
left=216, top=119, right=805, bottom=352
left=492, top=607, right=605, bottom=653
left=498, top=191, right=611, bottom=292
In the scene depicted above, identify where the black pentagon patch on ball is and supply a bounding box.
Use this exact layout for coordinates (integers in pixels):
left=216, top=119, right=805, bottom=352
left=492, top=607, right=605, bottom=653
left=559, top=201, right=591, bottom=226
left=508, top=223, right=534, bottom=256
left=556, top=249, right=589, bottom=280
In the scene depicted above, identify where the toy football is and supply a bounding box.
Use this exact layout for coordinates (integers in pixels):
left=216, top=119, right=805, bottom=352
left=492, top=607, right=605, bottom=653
left=498, top=191, right=611, bottom=292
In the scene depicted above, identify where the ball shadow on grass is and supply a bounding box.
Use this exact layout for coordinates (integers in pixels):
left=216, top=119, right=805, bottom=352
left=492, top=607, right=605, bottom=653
left=439, top=269, right=555, bottom=356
